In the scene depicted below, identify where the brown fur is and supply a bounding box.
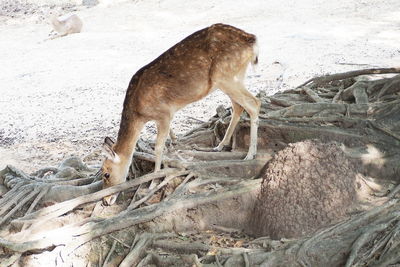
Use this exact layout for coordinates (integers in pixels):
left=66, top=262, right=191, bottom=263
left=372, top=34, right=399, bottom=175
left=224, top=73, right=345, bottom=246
left=101, top=23, right=261, bottom=205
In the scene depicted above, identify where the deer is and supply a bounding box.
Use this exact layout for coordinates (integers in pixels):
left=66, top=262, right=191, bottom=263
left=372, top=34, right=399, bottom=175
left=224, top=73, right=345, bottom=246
left=48, top=10, right=83, bottom=39
left=101, top=23, right=261, bottom=205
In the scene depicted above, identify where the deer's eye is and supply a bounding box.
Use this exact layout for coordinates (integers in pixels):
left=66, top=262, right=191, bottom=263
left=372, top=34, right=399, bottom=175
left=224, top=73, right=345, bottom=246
left=104, top=173, right=110, bottom=179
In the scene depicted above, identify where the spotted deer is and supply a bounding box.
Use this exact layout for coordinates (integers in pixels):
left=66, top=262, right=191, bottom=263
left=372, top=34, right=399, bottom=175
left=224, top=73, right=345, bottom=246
left=101, top=23, right=260, bottom=205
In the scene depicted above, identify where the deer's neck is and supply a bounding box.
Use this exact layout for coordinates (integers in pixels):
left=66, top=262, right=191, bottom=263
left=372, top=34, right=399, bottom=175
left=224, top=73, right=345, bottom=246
left=113, top=112, right=144, bottom=167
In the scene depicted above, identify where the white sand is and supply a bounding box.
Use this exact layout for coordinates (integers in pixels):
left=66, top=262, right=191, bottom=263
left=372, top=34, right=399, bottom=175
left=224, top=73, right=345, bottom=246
left=0, top=0, right=399, bottom=171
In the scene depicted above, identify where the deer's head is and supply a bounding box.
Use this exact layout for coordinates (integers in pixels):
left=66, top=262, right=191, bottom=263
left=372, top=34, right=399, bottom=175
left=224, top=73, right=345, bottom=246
left=101, top=137, right=127, bottom=205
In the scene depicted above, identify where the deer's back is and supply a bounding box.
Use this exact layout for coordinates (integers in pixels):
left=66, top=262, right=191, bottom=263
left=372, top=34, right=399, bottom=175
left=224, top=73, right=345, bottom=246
left=124, top=24, right=257, bottom=120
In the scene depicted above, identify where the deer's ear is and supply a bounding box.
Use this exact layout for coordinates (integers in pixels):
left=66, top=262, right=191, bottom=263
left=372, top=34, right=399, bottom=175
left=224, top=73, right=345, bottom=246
left=102, top=137, right=118, bottom=162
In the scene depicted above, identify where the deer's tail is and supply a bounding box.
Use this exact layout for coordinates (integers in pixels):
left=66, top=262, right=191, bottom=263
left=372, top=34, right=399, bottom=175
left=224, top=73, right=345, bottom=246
left=252, top=38, right=259, bottom=66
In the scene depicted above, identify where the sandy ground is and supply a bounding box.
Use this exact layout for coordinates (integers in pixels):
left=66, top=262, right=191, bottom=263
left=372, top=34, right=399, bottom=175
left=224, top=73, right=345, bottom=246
left=0, top=0, right=399, bottom=172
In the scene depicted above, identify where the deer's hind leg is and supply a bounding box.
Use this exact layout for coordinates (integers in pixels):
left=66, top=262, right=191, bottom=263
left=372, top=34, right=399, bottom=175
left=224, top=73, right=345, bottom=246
left=219, top=81, right=261, bottom=160
left=154, top=117, right=172, bottom=172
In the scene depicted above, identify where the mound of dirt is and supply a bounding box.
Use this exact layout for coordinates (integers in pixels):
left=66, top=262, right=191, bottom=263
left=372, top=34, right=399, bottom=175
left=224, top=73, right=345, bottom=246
left=250, top=140, right=359, bottom=239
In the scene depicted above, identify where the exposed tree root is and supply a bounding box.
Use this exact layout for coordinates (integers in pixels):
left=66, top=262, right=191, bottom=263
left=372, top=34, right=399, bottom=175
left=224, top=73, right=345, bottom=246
left=297, top=67, right=400, bottom=88
left=11, top=168, right=185, bottom=229
left=0, top=176, right=260, bottom=253
left=0, top=252, right=21, bottom=267
left=102, top=239, right=117, bottom=267
left=127, top=171, right=186, bottom=210
left=119, top=233, right=175, bottom=267
left=151, top=239, right=264, bottom=255
left=0, top=158, right=102, bottom=229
